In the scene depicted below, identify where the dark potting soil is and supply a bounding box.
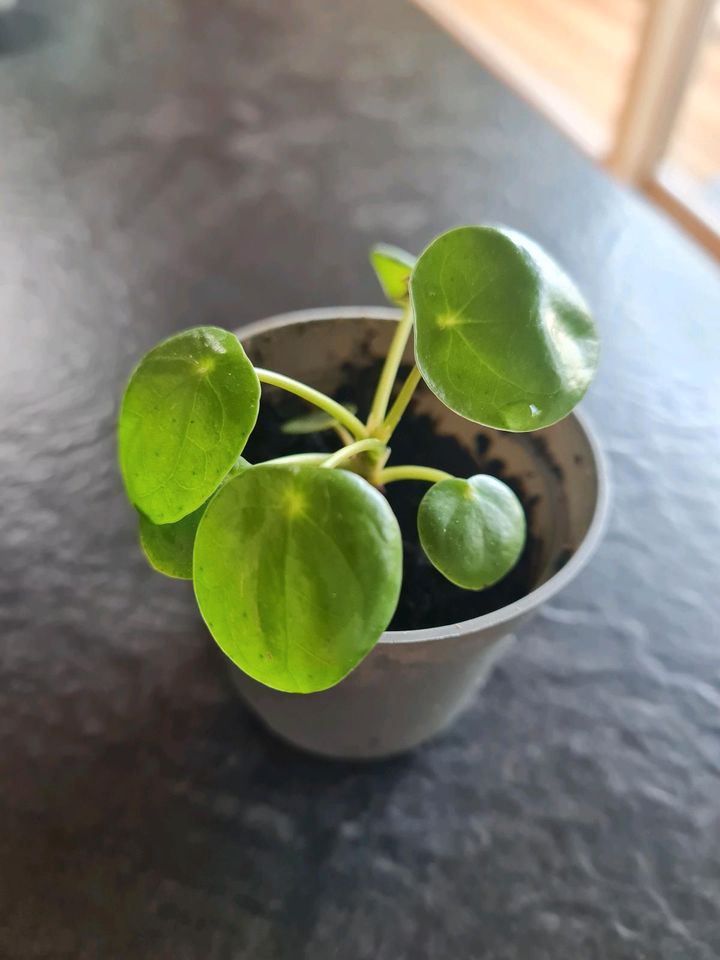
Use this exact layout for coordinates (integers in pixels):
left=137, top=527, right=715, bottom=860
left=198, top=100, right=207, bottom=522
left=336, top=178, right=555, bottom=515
left=243, top=360, right=541, bottom=631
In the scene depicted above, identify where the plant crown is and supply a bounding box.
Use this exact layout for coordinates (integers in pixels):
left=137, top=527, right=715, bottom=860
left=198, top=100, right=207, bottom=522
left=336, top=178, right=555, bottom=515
left=118, top=226, right=598, bottom=692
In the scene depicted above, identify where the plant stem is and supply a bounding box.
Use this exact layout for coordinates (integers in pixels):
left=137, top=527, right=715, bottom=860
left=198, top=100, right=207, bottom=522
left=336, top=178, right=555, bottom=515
left=322, top=438, right=387, bottom=469
left=262, top=453, right=329, bottom=467
left=378, top=365, right=422, bottom=441
left=366, top=305, right=413, bottom=432
left=376, top=465, right=453, bottom=486
left=332, top=424, right=354, bottom=447
left=256, top=368, right=367, bottom=440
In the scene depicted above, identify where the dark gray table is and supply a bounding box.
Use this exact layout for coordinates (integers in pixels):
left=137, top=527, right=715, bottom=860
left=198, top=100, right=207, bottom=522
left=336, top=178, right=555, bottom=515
left=2, top=1, right=719, bottom=957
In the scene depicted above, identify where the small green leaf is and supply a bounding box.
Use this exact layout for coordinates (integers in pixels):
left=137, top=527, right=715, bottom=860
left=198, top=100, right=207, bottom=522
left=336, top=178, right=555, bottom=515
left=139, top=505, right=206, bottom=580
left=411, top=226, right=599, bottom=431
left=281, top=403, right=358, bottom=435
left=118, top=327, right=260, bottom=524
left=417, top=475, right=526, bottom=590
left=138, top=458, right=250, bottom=579
left=193, top=464, right=403, bottom=693
left=370, top=243, right=416, bottom=305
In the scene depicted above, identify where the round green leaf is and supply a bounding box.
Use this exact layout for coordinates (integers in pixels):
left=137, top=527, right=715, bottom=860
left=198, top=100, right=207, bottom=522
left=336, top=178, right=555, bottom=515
left=193, top=464, right=403, bottom=693
left=417, top=474, right=526, bottom=590
left=411, top=226, right=598, bottom=431
left=118, top=327, right=260, bottom=524
left=138, top=458, right=250, bottom=579
left=370, top=243, right=416, bottom=305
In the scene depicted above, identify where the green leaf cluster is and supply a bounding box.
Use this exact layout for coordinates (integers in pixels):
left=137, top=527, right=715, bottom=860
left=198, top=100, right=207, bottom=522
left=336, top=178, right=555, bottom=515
left=118, top=225, right=598, bottom=693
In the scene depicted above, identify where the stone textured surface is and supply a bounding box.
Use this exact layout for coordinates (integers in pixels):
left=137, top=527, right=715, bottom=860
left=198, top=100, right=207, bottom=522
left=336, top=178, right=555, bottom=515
left=1, top=0, right=719, bottom=957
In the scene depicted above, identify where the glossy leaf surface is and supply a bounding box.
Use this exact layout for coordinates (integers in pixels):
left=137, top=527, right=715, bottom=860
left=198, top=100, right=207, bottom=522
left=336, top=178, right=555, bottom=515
left=118, top=327, right=260, bottom=523
left=194, top=464, right=403, bottom=693
left=370, top=243, right=416, bottom=305
left=411, top=226, right=598, bottom=431
left=138, top=458, right=250, bottom=579
left=417, top=474, right=525, bottom=590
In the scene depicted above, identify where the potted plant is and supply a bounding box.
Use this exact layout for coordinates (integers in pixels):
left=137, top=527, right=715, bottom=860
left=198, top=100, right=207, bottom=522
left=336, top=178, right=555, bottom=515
left=118, top=225, right=608, bottom=758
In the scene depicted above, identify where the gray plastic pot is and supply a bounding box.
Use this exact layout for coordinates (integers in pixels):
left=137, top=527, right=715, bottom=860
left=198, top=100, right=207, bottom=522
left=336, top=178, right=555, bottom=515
left=226, top=308, right=609, bottom=759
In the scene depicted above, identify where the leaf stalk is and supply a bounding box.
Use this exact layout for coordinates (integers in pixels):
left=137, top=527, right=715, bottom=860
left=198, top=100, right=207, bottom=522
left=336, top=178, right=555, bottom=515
left=366, top=306, right=413, bottom=432
left=322, top=438, right=387, bottom=470
left=376, top=465, right=452, bottom=486
left=256, top=368, right=368, bottom=440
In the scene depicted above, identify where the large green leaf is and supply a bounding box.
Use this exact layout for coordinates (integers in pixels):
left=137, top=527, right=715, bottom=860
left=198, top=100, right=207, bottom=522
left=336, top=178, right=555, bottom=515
left=193, top=464, right=403, bottom=693
left=411, top=226, right=598, bottom=431
left=118, top=327, right=260, bottom=524
left=417, top=475, right=525, bottom=590
left=138, top=458, right=250, bottom=579
left=370, top=243, right=416, bottom=305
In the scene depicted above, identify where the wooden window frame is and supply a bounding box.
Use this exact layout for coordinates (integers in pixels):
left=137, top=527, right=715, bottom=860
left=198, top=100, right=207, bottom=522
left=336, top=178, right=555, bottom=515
left=609, top=0, right=719, bottom=258
left=414, top=0, right=720, bottom=258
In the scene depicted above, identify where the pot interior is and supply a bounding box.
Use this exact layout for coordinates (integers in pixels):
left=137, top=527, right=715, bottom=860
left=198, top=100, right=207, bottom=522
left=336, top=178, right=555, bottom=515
left=240, top=312, right=600, bottom=625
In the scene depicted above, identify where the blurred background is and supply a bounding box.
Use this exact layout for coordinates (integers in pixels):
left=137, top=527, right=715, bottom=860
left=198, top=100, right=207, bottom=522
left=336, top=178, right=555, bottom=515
left=416, top=0, right=720, bottom=258
left=1, top=0, right=717, bottom=256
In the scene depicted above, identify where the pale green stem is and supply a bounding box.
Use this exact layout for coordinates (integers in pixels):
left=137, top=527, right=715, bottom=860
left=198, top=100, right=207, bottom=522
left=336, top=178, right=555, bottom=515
left=332, top=424, right=354, bottom=447
left=262, top=453, right=329, bottom=467
left=322, top=438, right=387, bottom=470
left=256, top=368, right=367, bottom=440
left=377, top=365, right=422, bottom=441
left=376, top=465, right=453, bottom=486
left=366, top=305, right=413, bottom=432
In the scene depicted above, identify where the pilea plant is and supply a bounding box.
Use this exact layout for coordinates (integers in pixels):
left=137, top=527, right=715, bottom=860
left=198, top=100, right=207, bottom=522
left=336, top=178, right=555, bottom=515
left=118, top=225, right=598, bottom=693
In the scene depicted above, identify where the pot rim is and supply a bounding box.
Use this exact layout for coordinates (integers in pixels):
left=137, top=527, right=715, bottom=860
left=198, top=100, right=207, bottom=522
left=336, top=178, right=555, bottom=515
left=238, top=305, right=611, bottom=646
